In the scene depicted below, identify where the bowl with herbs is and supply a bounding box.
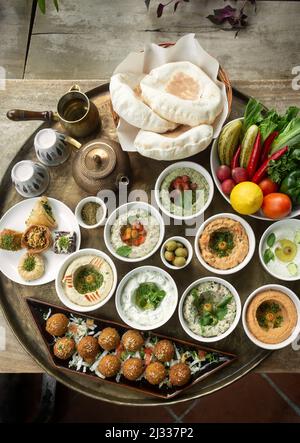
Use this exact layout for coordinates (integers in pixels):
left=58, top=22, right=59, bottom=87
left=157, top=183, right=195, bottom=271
left=194, top=213, right=255, bottom=275
left=178, top=277, right=241, bottom=343
left=115, top=265, right=178, bottom=330
left=75, top=196, right=106, bottom=229
left=259, top=219, right=300, bottom=281
left=210, top=98, right=300, bottom=220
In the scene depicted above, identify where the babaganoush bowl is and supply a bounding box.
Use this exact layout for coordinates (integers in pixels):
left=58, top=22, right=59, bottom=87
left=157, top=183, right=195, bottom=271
left=178, top=276, right=241, bottom=343
left=115, top=265, right=178, bottom=330
left=55, top=248, right=117, bottom=313
left=194, top=212, right=256, bottom=275
left=242, top=284, right=300, bottom=350
left=104, top=202, right=165, bottom=263
left=154, top=161, right=214, bottom=221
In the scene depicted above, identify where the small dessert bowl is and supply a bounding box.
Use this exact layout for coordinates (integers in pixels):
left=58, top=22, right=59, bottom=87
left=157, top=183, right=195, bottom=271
left=75, top=196, right=107, bottom=229
left=160, top=236, right=193, bottom=270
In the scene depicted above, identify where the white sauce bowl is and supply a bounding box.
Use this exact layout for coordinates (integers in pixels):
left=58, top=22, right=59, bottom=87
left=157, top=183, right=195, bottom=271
left=115, top=265, right=178, bottom=330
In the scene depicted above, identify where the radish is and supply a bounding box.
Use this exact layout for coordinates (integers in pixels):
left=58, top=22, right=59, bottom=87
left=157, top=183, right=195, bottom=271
left=216, top=165, right=231, bottom=182
left=221, top=179, right=236, bottom=195
left=232, top=167, right=249, bottom=184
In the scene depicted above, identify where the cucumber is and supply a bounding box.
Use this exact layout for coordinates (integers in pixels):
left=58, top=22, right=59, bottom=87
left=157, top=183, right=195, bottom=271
left=218, top=120, right=242, bottom=166
left=240, top=124, right=259, bottom=168
left=287, top=262, right=298, bottom=276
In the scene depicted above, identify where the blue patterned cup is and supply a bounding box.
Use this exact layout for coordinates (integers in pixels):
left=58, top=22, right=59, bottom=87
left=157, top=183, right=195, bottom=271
left=34, top=128, right=71, bottom=166
left=11, top=160, right=50, bottom=198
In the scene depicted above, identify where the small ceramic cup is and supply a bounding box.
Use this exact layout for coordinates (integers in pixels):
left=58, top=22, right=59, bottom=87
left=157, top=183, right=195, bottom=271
left=34, top=128, right=71, bottom=166
left=11, top=160, right=50, bottom=198
left=75, top=196, right=107, bottom=229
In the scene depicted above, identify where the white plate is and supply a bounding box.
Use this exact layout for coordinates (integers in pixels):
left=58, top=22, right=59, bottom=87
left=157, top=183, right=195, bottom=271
left=0, top=197, right=81, bottom=286
left=210, top=117, right=300, bottom=221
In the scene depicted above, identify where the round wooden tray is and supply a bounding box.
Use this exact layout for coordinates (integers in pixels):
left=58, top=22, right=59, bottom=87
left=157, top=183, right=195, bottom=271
left=0, top=83, right=277, bottom=406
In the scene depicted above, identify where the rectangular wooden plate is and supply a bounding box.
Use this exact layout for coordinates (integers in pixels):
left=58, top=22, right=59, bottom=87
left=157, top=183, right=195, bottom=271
left=26, top=297, right=237, bottom=399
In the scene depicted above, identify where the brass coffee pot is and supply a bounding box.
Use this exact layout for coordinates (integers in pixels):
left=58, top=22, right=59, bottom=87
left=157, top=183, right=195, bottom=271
left=71, top=136, right=131, bottom=194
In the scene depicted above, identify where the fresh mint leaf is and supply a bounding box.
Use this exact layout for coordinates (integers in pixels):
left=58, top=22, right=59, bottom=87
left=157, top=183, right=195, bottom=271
left=263, top=248, right=275, bottom=265
left=266, top=233, right=276, bottom=248
left=116, top=246, right=132, bottom=257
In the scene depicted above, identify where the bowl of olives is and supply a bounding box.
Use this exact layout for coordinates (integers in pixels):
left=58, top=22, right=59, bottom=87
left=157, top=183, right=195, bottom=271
left=160, top=236, right=193, bottom=270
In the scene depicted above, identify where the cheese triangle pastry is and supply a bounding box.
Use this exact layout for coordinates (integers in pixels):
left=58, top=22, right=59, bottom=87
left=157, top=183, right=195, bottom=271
left=26, top=196, right=57, bottom=229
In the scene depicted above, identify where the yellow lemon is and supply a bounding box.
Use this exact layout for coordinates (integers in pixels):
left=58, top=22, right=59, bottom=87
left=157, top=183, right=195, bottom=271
left=230, top=182, right=263, bottom=215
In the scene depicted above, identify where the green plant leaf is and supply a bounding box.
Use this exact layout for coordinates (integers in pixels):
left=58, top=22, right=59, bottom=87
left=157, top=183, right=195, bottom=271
left=38, top=0, right=46, bottom=14
left=53, top=0, right=59, bottom=12
left=116, top=246, right=132, bottom=257
left=216, top=306, right=228, bottom=321
left=263, top=248, right=275, bottom=264
left=266, top=233, right=276, bottom=248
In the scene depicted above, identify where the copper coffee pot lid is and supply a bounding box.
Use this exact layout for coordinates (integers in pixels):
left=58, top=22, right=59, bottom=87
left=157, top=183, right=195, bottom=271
left=80, top=139, right=117, bottom=179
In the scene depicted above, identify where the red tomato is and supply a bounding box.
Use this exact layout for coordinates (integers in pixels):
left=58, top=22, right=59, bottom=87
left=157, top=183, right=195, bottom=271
left=258, top=178, right=279, bottom=196
left=144, top=347, right=153, bottom=366
left=262, top=193, right=292, bottom=219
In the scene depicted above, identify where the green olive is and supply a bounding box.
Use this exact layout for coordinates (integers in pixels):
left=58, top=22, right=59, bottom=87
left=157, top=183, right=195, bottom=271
left=175, top=247, right=188, bottom=258
left=165, top=240, right=177, bottom=252
left=173, top=256, right=186, bottom=267
left=164, top=251, right=175, bottom=262
left=176, top=242, right=184, bottom=248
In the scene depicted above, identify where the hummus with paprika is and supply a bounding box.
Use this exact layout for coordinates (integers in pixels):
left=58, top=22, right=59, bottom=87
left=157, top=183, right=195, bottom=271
left=246, top=290, right=298, bottom=344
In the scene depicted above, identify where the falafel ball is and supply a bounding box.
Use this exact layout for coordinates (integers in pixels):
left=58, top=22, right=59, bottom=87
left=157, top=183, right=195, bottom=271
left=98, top=354, right=121, bottom=378
left=122, top=358, right=144, bottom=381
left=169, top=363, right=191, bottom=386
left=145, top=362, right=166, bottom=385
left=98, top=327, right=120, bottom=351
left=121, top=330, right=144, bottom=352
left=46, top=313, right=69, bottom=336
left=77, top=336, right=100, bottom=363
left=53, top=337, right=75, bottom=360
left=153, top=339, right=174, bottom=363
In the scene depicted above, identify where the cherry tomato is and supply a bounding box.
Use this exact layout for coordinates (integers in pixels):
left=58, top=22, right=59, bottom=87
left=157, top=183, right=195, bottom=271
left=262, top=193, right=292, bottom=219
left=258, top=178, right=279, bottom=196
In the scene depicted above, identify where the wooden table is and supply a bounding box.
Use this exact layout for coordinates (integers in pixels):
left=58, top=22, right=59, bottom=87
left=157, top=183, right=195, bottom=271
left=0, top=0, right=300, bottom=373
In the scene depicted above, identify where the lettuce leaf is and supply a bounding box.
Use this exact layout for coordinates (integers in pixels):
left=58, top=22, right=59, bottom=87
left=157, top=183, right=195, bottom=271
left=243, top=98, right=264, bottom=134
left=270, top=117, right=300, bottom=154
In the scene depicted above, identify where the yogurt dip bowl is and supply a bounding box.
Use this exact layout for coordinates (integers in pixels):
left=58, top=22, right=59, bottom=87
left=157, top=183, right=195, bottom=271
left=56, top=248, right=117, bottom=313
left=194, top=213, right=255, bottom=275
left=178, top=277, right=241, bottom=343
left=104, top=202, right=165, bottom=263
left=242, top=284, right=300, bottom=350
left=259, top=219, right=300, bottom=281
left=115, top=265, right=178, bottom=330
left=154, top=161, right=214, bottom=221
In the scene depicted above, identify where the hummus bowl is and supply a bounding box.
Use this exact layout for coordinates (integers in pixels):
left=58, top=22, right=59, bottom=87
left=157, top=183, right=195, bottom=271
left=104, top=202, right=165, bottom=263
left=194, top=213, right=255, bottom=275
left=154, top=161, right=214, bottom=221
left=178, top=277, right=241, bottom=343
left=242, top=284, right=300, bottom=350
left=56, top=248, right=117, bottom=312
left=259, top=219, right=300, bottom=282
left=115, top=265, right=178, bottom=330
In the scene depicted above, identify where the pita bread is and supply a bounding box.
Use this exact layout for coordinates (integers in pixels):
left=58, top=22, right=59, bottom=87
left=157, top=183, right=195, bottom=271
left=134, top=124, right=213, bottom=161
left=140, top=61, right=223, bottom=126
left=110, top=73, right=177, bottom=133
left=26, top=196, right=57, bottom=229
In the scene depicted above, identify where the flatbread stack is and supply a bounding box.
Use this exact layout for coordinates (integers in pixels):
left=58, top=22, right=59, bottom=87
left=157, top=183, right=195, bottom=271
left=110, top=61, right=224, bottom=160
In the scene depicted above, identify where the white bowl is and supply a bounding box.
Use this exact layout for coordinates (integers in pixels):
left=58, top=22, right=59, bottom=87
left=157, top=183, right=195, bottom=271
left=242, top=284, right=300, bottom=350
left=194, top=213, right=256, bottom=275
left=104, top=202, right=165, bottom=263
left=55, top=248, right=117, bottom=313
left=259, top=219, right=300, bottom=281
left=115, top=265, right=178, bottom=330
left=75, top=196, right=107, bottom=229
left=210, top=117, right=300, bottom=221
left=154, top=161, right=214, bottom=221
left=160, top=236, right=193, bottom=270
left=178, top=276, right=241, bottom=343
